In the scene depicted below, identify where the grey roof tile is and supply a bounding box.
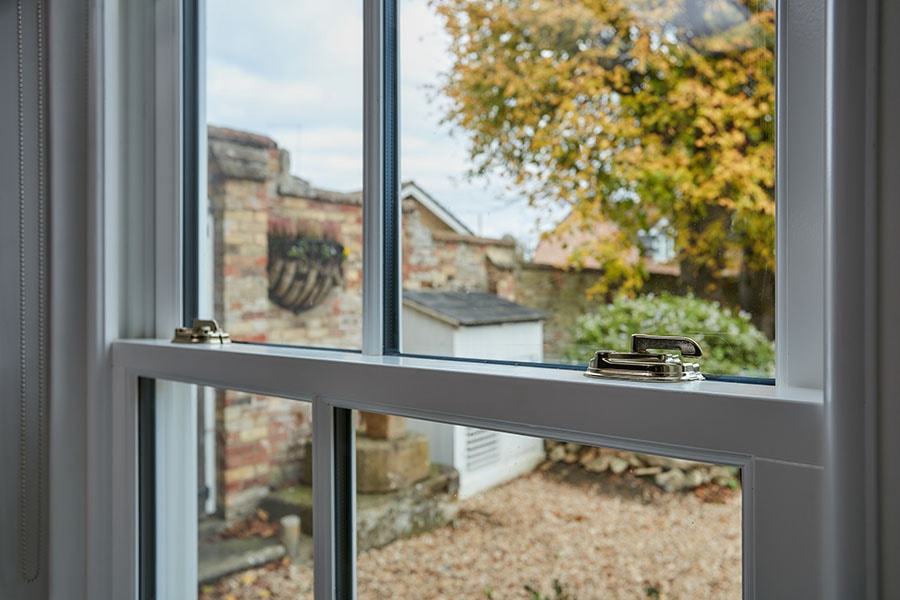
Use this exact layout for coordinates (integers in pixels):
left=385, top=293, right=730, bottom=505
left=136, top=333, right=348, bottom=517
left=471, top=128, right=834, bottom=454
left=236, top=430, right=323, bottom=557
left=403, top=291, right=546, bottom=326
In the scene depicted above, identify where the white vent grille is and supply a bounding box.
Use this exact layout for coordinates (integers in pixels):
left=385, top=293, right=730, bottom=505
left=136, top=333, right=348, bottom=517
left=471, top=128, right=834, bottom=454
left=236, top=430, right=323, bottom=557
left=465, top=427, right=500, bottom=471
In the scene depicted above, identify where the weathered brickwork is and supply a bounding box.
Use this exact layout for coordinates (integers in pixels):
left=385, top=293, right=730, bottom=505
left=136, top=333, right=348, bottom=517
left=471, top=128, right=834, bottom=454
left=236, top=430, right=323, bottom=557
left=401, top=198, right=517, bottom=294
left=215, top=391, right=312, bottom=518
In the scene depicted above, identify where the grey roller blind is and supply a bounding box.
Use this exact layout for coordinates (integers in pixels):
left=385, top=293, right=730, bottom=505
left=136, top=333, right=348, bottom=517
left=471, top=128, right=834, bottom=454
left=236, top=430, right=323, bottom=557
left=0, top=1, right=50, bottom=597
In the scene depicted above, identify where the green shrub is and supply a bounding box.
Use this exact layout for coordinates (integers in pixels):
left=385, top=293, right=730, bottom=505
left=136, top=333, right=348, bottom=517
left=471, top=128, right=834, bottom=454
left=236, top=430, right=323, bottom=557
left=569, top=293, right=775, bottom=377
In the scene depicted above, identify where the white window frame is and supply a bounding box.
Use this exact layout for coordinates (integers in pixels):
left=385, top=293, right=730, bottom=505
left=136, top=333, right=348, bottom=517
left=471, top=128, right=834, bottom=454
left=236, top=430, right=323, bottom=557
left=81, top=0, right=882, bottom=598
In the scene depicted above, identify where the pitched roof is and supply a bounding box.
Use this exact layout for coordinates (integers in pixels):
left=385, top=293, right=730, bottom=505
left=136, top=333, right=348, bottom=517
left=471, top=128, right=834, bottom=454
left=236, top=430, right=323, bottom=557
left=533, top=213, right=628, bottom=270
left=401, top=181, right=475, bottom=236
left=403, top=291, right=546, bottom=326
left=532, top=210, right=680, bottom=276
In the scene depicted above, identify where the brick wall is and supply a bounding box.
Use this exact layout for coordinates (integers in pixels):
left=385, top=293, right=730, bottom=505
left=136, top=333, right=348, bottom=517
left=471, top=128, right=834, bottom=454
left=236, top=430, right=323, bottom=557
left=402, top=197, right=517, bottom=294
left=216, top=391, right=312, bottom=519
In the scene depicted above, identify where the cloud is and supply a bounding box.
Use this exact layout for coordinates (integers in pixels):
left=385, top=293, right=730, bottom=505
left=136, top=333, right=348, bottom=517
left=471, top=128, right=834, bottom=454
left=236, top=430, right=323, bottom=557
left=399, top=0, right=453, bottom=84
left=271, top=126, right=363, bottom=192
left=206, top=0, right=547, bottom=244
left=207, top=0, right=363, bottom=79
left=207, top=61, right=324, bottom=121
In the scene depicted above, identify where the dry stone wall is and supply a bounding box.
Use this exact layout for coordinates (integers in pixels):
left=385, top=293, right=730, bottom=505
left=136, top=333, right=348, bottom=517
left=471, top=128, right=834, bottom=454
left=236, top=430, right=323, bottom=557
left=544, top=441, right=740, bottom=492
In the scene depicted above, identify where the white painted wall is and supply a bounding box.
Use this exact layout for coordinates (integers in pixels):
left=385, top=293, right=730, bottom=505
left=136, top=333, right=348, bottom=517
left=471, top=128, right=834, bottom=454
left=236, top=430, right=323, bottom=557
left=401, top=307, right=455, bottom=356
left=403, top=305, right=546, bottom=497
left=402, top=305, right=544, bottom=363
left=453, top=321, right=544, bottom=362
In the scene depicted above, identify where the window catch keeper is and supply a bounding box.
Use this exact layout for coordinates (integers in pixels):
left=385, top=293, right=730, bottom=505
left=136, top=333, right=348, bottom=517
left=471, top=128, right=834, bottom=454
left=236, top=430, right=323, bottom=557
left=172, top=319, right=232, bottom=344
left=584, top=334, right=703, bottom=382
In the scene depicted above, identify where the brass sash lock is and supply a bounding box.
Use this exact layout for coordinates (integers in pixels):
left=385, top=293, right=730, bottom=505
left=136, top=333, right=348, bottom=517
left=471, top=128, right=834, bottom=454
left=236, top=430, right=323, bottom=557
left=172, top=319, right=232, bottom=344
left=584, top=334, right=703, bottom=382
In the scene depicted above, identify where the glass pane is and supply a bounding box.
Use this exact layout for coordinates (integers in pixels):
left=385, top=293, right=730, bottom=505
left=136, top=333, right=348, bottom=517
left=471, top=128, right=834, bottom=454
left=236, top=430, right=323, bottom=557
left=399, top=0, right=776, bottom=378
left=204, top=0, right=363, bottom=349
left=193, top=387, right=314, bottom=599
left=355, top=411, right=742, bottom=599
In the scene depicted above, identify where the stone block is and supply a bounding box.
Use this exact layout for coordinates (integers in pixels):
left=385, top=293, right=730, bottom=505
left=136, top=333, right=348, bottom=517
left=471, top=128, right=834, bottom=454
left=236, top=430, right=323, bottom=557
left=655, top=468, right=687, bottom=492
left=224, top=465, right=256, bottom=484
left=356, top=432, right=431, bottom=494
left=198, top=537, right=290, bottom=584
left=637, top=453, right=706, bottom=471
left=363, top=412, right=407, bottom=440
left=609, top=456, right=630, bottom=474
left=298, top=432, right=431, bottom=493
left=221, top=484, right=270, bottom=521
left=261, top=464, right=459, bottom=551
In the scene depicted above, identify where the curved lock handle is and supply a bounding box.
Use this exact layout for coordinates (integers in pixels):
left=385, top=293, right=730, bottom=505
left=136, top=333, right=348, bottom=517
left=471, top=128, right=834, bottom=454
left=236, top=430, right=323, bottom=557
left=630, top=334, right=703, bottom=358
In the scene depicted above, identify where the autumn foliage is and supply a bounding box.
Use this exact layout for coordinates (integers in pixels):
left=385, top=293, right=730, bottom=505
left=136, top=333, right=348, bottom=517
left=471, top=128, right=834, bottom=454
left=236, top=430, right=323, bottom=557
left=432, top=0, right=775, bottom=309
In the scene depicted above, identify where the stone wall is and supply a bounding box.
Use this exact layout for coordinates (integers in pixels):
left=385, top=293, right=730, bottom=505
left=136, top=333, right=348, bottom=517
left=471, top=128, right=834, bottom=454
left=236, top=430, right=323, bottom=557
left=513, top=264, right=609, bottom=363
left=515, top=264, right=684, bottom=363
left=544, top=441, right=740, bottom=492
left=402, top=196, right=517, bottom=295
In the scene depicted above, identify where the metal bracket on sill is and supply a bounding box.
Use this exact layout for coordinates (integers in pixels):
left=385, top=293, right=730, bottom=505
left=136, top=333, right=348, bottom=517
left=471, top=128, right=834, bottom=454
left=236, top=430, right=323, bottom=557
left=172, top=319, right=232, bottom=345
left=584, top=334, right=703, bottom=382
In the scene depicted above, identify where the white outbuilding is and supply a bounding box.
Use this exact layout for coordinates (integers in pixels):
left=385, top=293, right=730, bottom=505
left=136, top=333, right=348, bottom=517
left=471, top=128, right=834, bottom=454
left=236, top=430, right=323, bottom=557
left=402, top=291, right=548, bottom=498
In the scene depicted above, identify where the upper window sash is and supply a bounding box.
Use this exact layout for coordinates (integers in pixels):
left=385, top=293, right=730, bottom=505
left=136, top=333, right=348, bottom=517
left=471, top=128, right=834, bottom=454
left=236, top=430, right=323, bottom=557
left=147, top=0, right=825, bottom=390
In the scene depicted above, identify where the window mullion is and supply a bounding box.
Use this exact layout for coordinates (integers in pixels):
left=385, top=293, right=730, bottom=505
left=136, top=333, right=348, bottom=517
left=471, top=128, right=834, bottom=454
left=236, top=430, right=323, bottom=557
left=332, top=407, right=357, bottom=598
left=151, top=381, right=198, bottom=598
left=154, top=0, right=185, bottom=338
left=311, top=400, right=358, bottom=599
left=363, top=0, right=387, bottom=356
left=181, top=0, right=203, bottom=327
left=382, top=0, right=400, bottom=354
left=363, top=0, right=399, bottom=356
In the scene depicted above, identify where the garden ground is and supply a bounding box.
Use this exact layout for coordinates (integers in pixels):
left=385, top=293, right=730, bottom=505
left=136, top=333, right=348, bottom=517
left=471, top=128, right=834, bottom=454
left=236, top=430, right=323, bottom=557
left=202, top=462, right=741, bottom=600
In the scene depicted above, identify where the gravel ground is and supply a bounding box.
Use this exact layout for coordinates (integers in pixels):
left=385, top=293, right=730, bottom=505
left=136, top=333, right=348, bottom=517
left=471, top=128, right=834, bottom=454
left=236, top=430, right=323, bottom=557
left=204, top=465, right=741, bottom=600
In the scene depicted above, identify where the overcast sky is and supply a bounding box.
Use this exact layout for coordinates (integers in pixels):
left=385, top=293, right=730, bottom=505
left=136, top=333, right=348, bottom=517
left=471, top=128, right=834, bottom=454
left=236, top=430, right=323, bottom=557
left=206, top=0, right=564, bottom=248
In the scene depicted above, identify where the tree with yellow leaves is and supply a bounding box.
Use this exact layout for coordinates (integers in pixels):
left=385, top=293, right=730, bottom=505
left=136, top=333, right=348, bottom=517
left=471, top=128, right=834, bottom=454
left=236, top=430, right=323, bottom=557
left=432, top=0, right=775, bottom=322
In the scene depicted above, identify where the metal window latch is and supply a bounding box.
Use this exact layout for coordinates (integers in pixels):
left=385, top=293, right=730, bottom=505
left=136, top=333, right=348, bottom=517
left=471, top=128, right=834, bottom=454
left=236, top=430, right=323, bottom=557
left=584, top=334, right=703, bottom=382
left=172, top=319, right=232, bottom=344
